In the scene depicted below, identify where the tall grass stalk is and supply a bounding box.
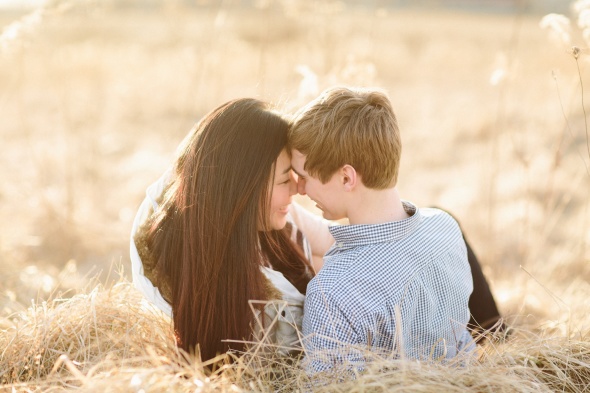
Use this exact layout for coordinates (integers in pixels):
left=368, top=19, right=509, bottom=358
left=571, top=47, right=590, bottom=164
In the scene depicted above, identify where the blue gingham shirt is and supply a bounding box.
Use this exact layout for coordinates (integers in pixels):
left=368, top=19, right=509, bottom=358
left=302, top=202, right=474, bottom=373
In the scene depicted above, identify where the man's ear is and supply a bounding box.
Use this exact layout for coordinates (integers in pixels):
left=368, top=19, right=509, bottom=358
left=340, top=165, right=357, bottom=191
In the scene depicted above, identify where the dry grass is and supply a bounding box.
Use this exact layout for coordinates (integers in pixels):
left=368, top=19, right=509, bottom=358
left=2, top=280, right=590, bottom=392
left=1, top=0, right=590, bottom=391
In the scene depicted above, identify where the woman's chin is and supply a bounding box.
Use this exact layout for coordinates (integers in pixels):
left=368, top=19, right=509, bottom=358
left=270, top=216, right=288, bottom=231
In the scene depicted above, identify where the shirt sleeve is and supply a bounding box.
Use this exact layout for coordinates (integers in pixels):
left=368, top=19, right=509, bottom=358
left=302, top=290, right=365, bottom=374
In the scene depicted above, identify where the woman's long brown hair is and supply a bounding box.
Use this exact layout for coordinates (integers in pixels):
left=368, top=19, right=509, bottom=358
left=147, top=98, right=313, bottom=362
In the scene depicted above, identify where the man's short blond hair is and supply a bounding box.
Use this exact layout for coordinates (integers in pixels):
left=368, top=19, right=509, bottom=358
left=289, top=86, right=401, bottom=189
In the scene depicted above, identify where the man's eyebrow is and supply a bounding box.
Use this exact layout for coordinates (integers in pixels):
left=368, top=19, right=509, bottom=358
left=291, top=167, right=305, bottom=177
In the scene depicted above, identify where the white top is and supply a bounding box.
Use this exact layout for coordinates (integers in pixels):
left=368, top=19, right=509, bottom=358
left=129, top=169, right=174, bottom=316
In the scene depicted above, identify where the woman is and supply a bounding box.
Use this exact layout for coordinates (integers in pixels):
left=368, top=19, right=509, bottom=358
left=130, top=98, right=318, bottom=362
left=130, top=98, right=504, bottom=363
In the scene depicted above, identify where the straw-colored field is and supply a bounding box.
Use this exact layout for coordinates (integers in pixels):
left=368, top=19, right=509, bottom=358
left=1, top=1, right=589, bottom=391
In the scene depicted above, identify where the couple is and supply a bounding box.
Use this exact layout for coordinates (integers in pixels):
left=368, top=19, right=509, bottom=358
left=130, top=87, right=502, bottom=373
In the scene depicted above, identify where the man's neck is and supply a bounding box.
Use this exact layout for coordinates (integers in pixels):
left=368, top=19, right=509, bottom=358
left=346, top=187, right=409, bottom=225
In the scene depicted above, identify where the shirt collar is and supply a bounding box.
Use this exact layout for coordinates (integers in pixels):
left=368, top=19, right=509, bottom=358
left=328, top=201, right=421, bottom=248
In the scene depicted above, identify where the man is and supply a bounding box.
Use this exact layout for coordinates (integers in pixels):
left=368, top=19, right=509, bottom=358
left=288, top=86, right=475, bottom=374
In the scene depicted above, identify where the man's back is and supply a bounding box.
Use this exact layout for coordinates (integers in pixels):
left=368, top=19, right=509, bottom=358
left=302, top=202, right=474, bottom=373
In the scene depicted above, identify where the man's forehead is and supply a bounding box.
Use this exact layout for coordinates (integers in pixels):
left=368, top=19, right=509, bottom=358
left=290, top=150, right=307, bottom=173
left=291, top=149, right=306, bottom=162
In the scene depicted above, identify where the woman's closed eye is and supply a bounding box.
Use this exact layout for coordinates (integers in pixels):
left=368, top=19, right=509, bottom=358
left=277, top=170, right=297, bottom=185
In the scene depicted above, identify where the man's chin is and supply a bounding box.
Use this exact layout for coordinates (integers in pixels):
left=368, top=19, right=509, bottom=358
left=321, top=211, right=340, bottom=221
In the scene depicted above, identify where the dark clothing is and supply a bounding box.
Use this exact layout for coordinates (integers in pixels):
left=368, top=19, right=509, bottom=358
left=464, top=237, right=503, bottom=332
left=435, top=207, right=504, bottom=339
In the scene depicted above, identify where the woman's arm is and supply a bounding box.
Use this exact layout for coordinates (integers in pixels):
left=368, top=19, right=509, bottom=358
left=289, top=201, right=335, bottom=272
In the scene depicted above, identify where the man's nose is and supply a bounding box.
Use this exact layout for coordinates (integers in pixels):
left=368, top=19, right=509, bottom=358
left=297, top=178, right=307, bottom=195
left=289, top=174, right=297, bottom=196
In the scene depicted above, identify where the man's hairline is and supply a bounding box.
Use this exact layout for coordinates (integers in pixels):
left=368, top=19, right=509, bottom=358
left=288, top=148, right=306, bottom=176
left=290, top=152, right=341, bottom=185
left=290, top=147, right=362, bottom=185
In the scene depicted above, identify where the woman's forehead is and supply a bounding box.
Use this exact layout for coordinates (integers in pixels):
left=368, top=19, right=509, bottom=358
left=275, top=149, right=291, bottom=176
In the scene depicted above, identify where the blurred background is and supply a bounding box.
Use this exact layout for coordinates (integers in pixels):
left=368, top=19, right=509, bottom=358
left=0, top=0, right=588, bottom=333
